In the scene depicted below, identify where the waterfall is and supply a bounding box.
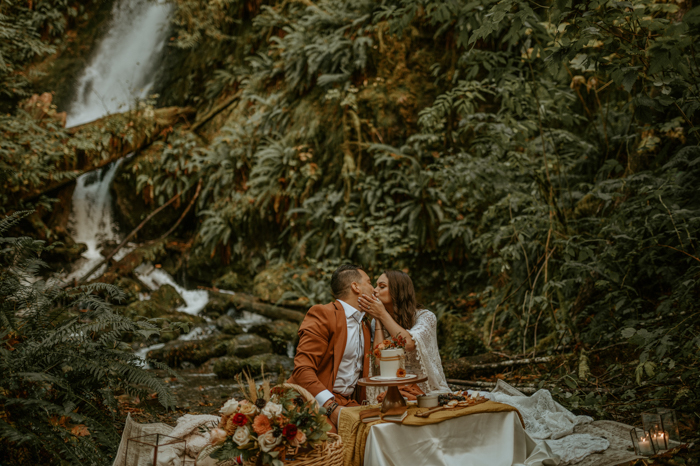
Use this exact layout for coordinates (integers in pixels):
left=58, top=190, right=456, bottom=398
left=65, top=0, right=174, bottom=281
left=66, top=160, right=126, bottom=282
left=66, top=0, right=172, bottom=128
left=64, top=0, right=213, bottom=328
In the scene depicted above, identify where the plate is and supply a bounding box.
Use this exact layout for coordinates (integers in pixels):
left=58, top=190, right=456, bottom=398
left=369, top=374, right=417, bottom=381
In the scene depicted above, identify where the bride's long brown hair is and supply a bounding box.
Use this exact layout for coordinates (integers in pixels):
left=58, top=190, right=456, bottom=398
left=384, top=270, right=419, bottom=330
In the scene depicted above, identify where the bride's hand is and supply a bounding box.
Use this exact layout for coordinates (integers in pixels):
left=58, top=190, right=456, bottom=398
left=358, top=294, right=388, bottom=321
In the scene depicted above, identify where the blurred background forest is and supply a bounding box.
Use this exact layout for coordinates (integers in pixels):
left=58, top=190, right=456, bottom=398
left=1, top=0, right=699, bottom=463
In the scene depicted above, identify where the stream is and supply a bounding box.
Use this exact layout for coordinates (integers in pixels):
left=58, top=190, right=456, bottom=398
left=61, top=0, right=296, bottom=410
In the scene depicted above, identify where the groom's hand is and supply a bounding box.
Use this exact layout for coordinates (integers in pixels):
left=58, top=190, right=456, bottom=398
left=323, top=399, right=340, bottom=426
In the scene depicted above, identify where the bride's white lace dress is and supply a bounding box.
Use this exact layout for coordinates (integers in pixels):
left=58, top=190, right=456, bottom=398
left=368, top=308, right=451, bottom=402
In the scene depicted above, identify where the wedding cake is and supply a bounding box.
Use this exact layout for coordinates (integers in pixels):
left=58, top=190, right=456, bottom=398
left=379, top=347, right=405, bottom=378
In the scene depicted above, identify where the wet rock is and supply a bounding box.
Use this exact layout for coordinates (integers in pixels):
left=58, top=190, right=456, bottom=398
left=148, top=336, right=228, bottom=367
left=214, top=271, right=250, bottom=292
left=124, top=299, right=202, bottom=342
left=114, top=276, right=144, bottom=304
left=215, top=315, right=243, bottom=335
left=126, top=300, right=168, bottom=319
left=152, top=284, right=185, bottom=310
left=245, top=353, right=294, bottom=377
left=42, top=240, right=88, bottom=266
left=213, top=353, right=294, bottom=379
left=213, top=356, right=245, bottom=379
left=226, top=334, right=273, bottom=359
left=437, top=314, right=487, bottom=361
left=202, top=293, right=234, bottom=319
left=253, top=263, right=291, bottom=303
left=249, top=320, right=298, bottom=355
left=108, top=242, right=168, bottom=277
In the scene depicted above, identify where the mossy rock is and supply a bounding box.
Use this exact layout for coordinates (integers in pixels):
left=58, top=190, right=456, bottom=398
left=151, top=284, right=185, bottom=310
left=253, top=263, right=292, bottom=303
left=244, top=353, right=294, bottom=377
left=226, top=334, right=272, bottom=359
left=202, top=293, right=234, bottom=319
left=215, top=315, right=244, bottom=336
left=125, top=300, right=168, bottom=319
left=113, top=277, right=144, bottom=304
left=148, top=336, right=228, bottom=367
left=214, top=271, right=251, bottom=292
left=249, top=320, right=298, bottom=355
left=213, top=356, right=246, bottom=379
left=437, top=314, right=487, bottom=361
left=42, top=241, right=88, bottom=266
left=158, top=313, right=203, bottom=342
left=213, top=353, right=294, bottom=379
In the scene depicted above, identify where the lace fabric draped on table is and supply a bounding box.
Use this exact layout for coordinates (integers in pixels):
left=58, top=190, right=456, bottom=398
left=482, top=380, right=610, bottom=465
left=367, top=309, right=451, bottom=403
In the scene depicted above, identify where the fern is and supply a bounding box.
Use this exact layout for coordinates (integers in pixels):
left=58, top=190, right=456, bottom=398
left=0, top=212, right=176, bottom=465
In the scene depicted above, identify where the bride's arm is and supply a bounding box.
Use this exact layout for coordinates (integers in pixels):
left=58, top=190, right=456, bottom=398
left=359, top=294, right=415, bottom=352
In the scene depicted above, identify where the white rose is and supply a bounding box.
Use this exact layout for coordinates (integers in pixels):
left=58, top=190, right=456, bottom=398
left=232, top=426, right=250, bottom=446
left=261, top=401, right=283, bottom=420
left=220, top=398, right=239, bottom=416
left=258, top=430, right=282, bottom=452
left=238, top=400, right=258, bottom=416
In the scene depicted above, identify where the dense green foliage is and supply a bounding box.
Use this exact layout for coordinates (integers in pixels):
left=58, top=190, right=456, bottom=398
left=2, top=0, right=700, bottom=459
left=142, top=0, right=699, bottom=417
left=0, top=212, right=179, bottom=464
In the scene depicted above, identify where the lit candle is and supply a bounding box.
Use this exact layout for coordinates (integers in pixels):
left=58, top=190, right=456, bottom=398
left=639, top=435, right=653, bottom=455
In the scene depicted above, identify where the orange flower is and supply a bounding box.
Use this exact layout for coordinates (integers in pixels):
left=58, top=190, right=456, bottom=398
left=253, top=414, right=272, bottom=435
left=383, top=339, right=391, bottom=346
left=396, top=368, right=406, bottom=377
left=373, top=348, right=381, bottom=358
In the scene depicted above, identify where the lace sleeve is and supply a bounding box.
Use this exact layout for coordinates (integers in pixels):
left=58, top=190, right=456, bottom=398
left=406, top=310, right=451, bottom=394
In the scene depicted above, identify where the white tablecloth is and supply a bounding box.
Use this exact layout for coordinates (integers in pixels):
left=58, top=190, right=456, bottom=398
left=364, top=411, right=559, bottom=466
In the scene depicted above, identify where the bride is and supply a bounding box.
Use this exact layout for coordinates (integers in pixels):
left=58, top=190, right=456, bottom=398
left=357, top=270, right=450, bottom=401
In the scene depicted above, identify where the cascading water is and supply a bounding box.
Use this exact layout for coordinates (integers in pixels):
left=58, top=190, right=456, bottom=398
left=63, top=0, right=207, bottom=317
left=66, top=0, right=172, bottom=128
left=64, top=0, right=172, bottom=284
left=66, top=160, right=125, bottom=282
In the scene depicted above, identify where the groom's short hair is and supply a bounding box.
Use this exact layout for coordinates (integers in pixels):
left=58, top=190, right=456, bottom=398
left=331, top=264, right=363, bottom=299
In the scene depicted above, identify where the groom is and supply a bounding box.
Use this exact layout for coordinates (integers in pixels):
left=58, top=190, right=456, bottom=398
left=287, top=264, right=374, bottom=429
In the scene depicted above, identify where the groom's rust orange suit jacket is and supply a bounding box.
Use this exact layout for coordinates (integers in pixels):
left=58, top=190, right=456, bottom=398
left=287, top=301, right=371, bottom=404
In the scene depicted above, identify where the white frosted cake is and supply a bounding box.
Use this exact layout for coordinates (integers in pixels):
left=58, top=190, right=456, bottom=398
left=379, top=348, right=405, bottom=378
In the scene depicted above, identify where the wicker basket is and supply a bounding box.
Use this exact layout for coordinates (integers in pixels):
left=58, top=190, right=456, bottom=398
left=198, top=383, right=343, bottom=466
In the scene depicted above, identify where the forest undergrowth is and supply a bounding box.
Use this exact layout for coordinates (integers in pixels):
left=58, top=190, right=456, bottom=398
left=2, top=0, right=700, bottom=463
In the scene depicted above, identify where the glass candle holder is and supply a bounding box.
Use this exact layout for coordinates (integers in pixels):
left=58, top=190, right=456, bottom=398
left=650, top=426, right=669, bottom=452
left=642, top=412, right=663, bottom=436
left=630, top=427, right=656, bottom=456
left=656, top=408, right=680, bottom=446
left=125, top=433, right=187, bottom=466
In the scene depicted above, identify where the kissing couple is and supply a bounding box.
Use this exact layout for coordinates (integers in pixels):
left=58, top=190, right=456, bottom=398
left=287, top=264, right=450, bottom=430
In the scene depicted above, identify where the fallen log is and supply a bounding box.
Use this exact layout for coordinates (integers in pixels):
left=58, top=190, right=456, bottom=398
left=446, top=379, right=537, bottom=395
left=20, top=106, right=195, bottom=202
left=470, top=356, right=556, bottom=370
left=207, top=290, right=306, bottom=323
left=443, top=355, right=560, bottom=379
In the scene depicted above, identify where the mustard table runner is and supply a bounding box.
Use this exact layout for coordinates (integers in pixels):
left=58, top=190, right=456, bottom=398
left=338, top=401, right=523, bottom=466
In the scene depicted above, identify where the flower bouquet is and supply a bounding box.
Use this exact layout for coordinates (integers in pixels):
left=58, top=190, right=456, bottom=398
left=205, top=373, right=334, bottom=466
left=372, top=333, right=407, bottom=378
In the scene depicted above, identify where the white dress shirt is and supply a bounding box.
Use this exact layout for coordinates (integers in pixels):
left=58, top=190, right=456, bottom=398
left=315, top=300, right=365, bottom=407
